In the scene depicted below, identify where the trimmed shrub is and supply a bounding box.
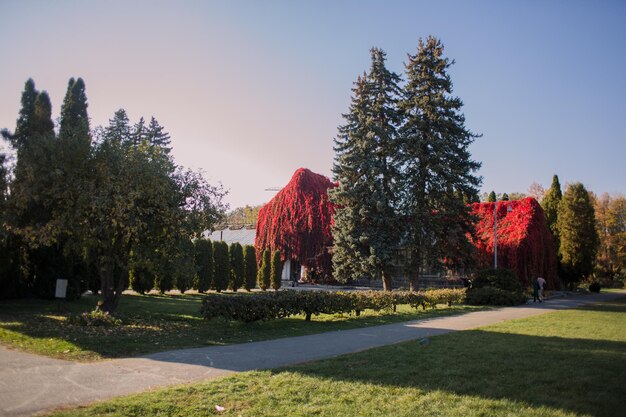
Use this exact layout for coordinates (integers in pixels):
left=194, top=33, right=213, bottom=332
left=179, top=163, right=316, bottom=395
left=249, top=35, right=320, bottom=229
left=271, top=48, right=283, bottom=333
left=465, top=287, right=527, bottom=306
left=257, top=249, right=271, bottom=291
left=229, top=243, right=245, bottom=292
left=270, top=250, right=283, bottom=290
left=243, top=245, right=257, bottom=291
left=589, top=282, right=601, bottom=293
left=472, top=268, right=522, bottom=292
left=200, top=288, right=467, bottom=322
left=194, top=239, right=213, bottom=293
left=69, top=310, right=123, bottom=327
left=213, top=241, right=230, bottom=292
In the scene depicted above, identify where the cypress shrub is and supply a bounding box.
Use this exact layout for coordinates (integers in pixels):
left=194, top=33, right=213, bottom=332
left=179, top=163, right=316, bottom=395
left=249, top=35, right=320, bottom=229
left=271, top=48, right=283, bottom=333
left=229, top=243, right=245, bottom=291
left=270, top=250, right=283, bottom=290
left=213, top=241, right=230, bottom=292
left=257, top=249, right=271, bottom=291
left=243, top=245, right=257, bottom=291
left=129, top=266, right=153, bottom=295
left=194, top=239, right=213, bottom=293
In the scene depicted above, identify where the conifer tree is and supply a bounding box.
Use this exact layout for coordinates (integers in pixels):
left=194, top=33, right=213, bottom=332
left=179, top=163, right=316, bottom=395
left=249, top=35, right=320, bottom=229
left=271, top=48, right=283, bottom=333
left=557, top=183, right=599, bottom=288
left=501, top=193, right=510, bottom=201
left=542, top=175, right=562, bottom=240
left=257, top=249, right=271, bottom=291
left=487, top=191, right=497, bottom=202
left=243, top=245, right=257, bottom=290
left=229, top=242, right=244, bottom=291
left=398, top=36, right=481, bottom=291
left=330, top=47, right=403, bottom=290
left=103, top=109, right=132, bottom=145
left=131, top=117, right=147, bottom=148
left=195, top=239, right=214, bottom=293
left=146, top=117, right=172, bottom=153
left=270, top=250, right=283, bottom=290
left=213, top=241, right=230, bottom=292
left=59, top=77, right=90, bottom=143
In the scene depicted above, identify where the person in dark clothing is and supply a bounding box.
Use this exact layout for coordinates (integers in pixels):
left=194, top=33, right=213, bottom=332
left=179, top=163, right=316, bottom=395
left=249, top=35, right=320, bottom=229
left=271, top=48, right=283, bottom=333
left=533, top=278, right=542, bottom=302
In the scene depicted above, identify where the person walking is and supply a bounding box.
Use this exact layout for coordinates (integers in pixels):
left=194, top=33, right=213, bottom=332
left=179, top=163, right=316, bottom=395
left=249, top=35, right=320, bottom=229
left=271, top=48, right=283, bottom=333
left=533, top=278, right=542, bottom=302
left=537, top=276, right=547, bottom=301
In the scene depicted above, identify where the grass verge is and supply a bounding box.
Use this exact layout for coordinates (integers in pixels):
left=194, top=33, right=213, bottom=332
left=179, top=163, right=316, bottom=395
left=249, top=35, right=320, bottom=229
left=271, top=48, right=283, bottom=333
left=45, top=296, right=626, bottom=417
left=0, top=292, right=483, bottom=361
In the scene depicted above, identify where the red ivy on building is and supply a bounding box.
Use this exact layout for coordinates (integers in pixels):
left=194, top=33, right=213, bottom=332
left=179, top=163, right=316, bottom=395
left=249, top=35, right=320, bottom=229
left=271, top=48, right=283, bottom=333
left=470, top=197, right=558, bottom=288
left=255, top=168, right=336, bottom=279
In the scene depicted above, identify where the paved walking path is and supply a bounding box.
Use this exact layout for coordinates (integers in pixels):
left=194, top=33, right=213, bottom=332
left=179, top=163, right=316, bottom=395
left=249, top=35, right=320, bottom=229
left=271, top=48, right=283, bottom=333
left=1, top=291, right=624, bottom=417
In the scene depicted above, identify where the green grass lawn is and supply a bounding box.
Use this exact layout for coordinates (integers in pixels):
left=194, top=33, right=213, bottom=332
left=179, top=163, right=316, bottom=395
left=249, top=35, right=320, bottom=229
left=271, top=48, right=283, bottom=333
left=45, top=297, right=626, bottom=417
left=0, top=291, right=483, bottom=361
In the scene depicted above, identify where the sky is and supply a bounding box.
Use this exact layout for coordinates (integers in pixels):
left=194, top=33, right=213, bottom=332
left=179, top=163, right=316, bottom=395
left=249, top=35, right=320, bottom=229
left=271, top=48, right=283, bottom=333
left=1, top=0, right=625, bottom=209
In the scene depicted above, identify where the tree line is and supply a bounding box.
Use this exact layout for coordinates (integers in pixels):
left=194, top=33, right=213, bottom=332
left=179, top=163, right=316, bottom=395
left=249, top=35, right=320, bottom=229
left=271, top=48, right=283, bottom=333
left=0, top=78, right=227, bottom=311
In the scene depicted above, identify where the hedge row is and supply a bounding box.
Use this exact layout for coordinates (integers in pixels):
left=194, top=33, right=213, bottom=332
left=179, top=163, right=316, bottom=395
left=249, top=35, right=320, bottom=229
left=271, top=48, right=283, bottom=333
left=200, top=288, right=467, bottom=322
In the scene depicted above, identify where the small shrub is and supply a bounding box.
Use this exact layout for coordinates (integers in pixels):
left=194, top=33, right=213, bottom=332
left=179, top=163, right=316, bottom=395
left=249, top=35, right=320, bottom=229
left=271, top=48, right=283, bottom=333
left=70, top=310, right=123, bottom=327
left=473, top=268, right=522, bottom=292
left=465, top=287, right=527, bottom=306
left=257, top=249, right=271, bottom=291
left=270, top=251, right=283, bottom=290
left=243, top=245, right=257, bottom=291
left=588, top=282, right=601, bottom=293
left=229, top=243, right=245, bottom=291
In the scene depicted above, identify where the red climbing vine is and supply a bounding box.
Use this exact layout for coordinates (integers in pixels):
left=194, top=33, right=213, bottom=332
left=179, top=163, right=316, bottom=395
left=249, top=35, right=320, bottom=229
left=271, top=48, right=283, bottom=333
left=470, top=197, right=558, bottom=288
left=255, top=168, right=336, bottom=279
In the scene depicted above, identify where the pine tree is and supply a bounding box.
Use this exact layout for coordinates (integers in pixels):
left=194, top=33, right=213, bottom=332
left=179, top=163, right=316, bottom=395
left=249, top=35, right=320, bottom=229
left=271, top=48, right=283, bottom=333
left=243, top=245, right=257, bottom=290
left=229, top=242, right=244, bottom=291
left=213, top=241, right=230, bottom=292
left=557, top=183, right=599, bottom=288
left=146, top=117, right=172, bottom=153
left=102, top=109, right=132, bottom=145
left=398, top=36, right=481, bottom=291
left=542, top=175, right=562, bottom=241
left=194, top=239, right=214, bottom=293
left=487, top=191, right=497, bottom=202
left=59, top=77, right=90, bottom=142
left=131, top=117, right=147, bottom=148
left=330, top=47, right=403, bottom=291
left=270, top=250, right=283, bottom=290
left=257, top=249, right=271, bottom=291
left=501, top=193, right=510, bottom=201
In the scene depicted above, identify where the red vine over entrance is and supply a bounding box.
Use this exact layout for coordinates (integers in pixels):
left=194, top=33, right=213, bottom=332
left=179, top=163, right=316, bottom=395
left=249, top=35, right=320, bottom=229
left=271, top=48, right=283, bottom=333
left=255, top=168, right=336, bottom=280
left=470, top=197, right=558, bottom=288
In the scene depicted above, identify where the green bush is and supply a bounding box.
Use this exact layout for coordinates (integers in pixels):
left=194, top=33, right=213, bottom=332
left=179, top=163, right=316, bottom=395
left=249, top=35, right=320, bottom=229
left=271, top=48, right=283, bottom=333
left=200, top=288, right=467, bottom=322
left=69, top=310, right=123, bottom=327
left=257, top=249, right=271, bottom=291
left=270, top=250, right=283, bottom=290
left=213, top=241, right=230, bottom=292
left=465, top=287, right=527, bottom=306
left=243, top=245, right=257, bottom=291
left=588, top=282, right=601, bottom=293
left=229, top=243, right=245, bottom=291
left=472, top=268, right=522, bottom=292
left=194, top=239, right=213, bottom=293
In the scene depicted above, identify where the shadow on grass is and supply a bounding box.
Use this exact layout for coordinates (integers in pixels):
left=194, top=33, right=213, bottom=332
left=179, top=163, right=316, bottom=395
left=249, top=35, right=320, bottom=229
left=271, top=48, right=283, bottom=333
left=280, top=329, right=626, bottom=417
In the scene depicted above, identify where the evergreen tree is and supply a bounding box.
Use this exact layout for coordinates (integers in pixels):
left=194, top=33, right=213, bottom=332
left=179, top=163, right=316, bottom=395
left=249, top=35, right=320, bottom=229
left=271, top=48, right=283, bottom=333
left=487, top=191, right=497, bottom=202
left=102, top=109, right=132, bottom=145
left=146, top=117, right=172, bottom=153
left=501, top=193, right=510, bottom=201
left=229, top=242, right=245, bottom=291
left=257, top=249, right=271, bottom=291
left=1, top=78, right=38, bottom=148
left=173, top=238, right=196, bottom=293
left=59, top=77, right=90, bottom=142
left=330, top=47, right=403, bottom=291
left=129, top=264, right=153, bottom=294
left=243, top=245, right=257, bottom=290
left=194, top=239, right=214, bottom=293
left=398, top=36, right=481, bottom=291
left=557, top=183, right=599, bottom=288
left=542, top=175, right=562, bottom=240
left=213, top=241, right=230, bottom=292
left=131, top=117, right=147, bottom=148
left=270, top=250, right=283, bottom=290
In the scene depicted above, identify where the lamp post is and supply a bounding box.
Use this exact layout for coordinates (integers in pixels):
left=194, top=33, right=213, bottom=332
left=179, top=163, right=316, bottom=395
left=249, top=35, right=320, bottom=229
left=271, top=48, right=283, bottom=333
left=494, top=200, right=513, bottom=269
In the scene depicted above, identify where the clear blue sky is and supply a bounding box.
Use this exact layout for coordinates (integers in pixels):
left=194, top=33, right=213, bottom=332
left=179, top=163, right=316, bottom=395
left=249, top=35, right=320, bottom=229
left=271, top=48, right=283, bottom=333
left=1, top=0, right=625, bottom=208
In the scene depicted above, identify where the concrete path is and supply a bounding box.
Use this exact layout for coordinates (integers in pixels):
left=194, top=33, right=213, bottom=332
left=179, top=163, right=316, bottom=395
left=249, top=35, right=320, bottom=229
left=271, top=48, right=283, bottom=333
left=1, top=291, right=624, bottom=417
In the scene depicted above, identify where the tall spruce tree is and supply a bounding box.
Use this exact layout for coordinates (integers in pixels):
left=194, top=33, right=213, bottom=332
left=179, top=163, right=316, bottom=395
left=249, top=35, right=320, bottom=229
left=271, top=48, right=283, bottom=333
left=398, top=36, right=481, bottom=291
left=557, top=183, right=599, bottom=288
left=59, top=78, right=90, bottom=142
left=330, top=47, right=403, bottom=291
left=146, top=117, right=172, bottom=153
